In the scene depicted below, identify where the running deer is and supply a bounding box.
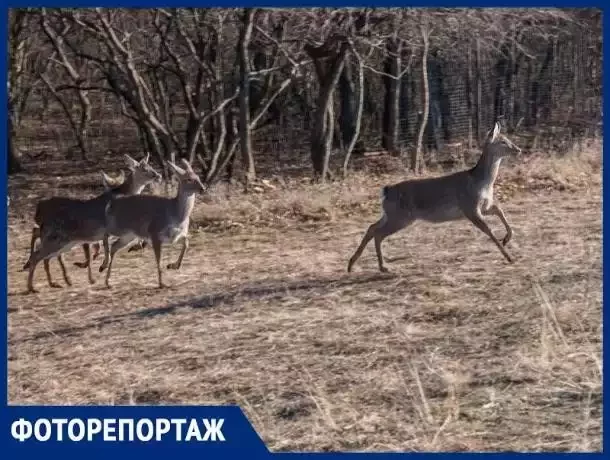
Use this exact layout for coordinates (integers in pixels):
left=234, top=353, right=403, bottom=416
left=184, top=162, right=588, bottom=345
left=99, top=158, right=206, bottom=289
left=24, top=154, right=161, bottom=293
left=347, top=122, right=521, bottom=273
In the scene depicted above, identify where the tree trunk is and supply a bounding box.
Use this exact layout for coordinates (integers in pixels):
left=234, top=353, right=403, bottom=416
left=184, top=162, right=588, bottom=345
left=322, top=100, right=335, bottom=178
left=512, top=52, right=524, bottom=128
left=7, top=10, right=28, bottom=175
left=206, top=31, right=219, bottom=156
left=343, top=54, right=364, bottom=175
left=529, top=40, right=554, bottom=127
left=413, top=26, right=430, bottom=173
left=493, top=43, right=510, bottom=123
left=506, top=44, right=522, bottom=131
left=382, top=38, right=401, bottom=154
left=225, top=111, right=237, bottom=183
left=437, top=59, right=451, bottom=144
left=306, top=40, right=350, bottom=182
left=399, top=68, right=411, bottom=144
left=238, top=8, right=256, bottom=190
left=541, top=38, right=556, bottom=122
left=525, top=57, right=534, bottom=128
left=338, top=59, right=356, bottom=150
left=475, top=39, right=483, bottom=144
left=186, top=116, right=200, bottom=164
left=572, top=38, right=580, bottom=114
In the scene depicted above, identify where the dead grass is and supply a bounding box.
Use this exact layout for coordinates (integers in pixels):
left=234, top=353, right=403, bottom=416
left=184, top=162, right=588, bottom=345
left=7, top=146, right=602, bottom=452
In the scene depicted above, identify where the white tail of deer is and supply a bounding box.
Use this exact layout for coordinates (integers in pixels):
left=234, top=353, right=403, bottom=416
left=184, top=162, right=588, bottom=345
left=99, top=158, right=207, bottom=289
left=347, top=121, right=522, bottom=273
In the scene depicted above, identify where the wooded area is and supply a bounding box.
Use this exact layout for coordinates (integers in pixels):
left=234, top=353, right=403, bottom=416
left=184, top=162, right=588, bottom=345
left=8, top=8, right=602, bottom=183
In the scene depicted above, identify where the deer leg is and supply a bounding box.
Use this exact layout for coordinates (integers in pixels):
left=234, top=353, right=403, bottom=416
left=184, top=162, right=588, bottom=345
left=103, top=235, right=137, bottom=288
left=82, top=243, right=95, bottom=284
left=27, top=239, right=76, bottom=294
left=92, top=242, right=101, bottom=260
left=57, top=254, right=72, bottom=286
left=348, top=219, right=383, bottom=273
left=27, top=254, right=41, bottom=293
left=73, top=243, right=91, bottom=268
left=465, top=212, right=514, bottom=263
left=483, top=204, right=513, bottom=246
left=30, top=226, right=40, bottom=253
left=100, top=235, right=111, bottom=272
left=152, top=237, right=167, bottom=288
left=348, top=215, right=409, bottom=273
left=373, top=219, right=412, bottom=273
left=43, top=259, right=62, bottom=289
left=23, top=226, right=41, bottom=270
left=167, top=236, right=188, bottom=270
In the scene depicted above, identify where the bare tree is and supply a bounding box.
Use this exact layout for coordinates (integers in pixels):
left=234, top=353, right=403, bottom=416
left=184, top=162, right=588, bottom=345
left=40, top=8, right=303, bottom=186
left=342, top=41, right=365, bottom=176
left=237, top=8, right=256, bottom=189
left=8, top=7, right=600, bottom=183
left=381, top=18, right=402, bottom=154
left=305, top=36, right=349, bottom=182
left=40, top=8, right=92, bottom=159
left=413, top=22, right=431, bottom=173
left=8, top=9, right=44, bottom=173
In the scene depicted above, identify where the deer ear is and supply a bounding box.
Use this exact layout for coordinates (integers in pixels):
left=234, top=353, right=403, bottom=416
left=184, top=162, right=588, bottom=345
left=166, top=161, right=186, bottom=177
left=143, top=152, right=150, bottom=164
left=124, top=154, right=139, bottom=169
left=101, top=171, right=115, bottom=190
left=491, top=121, right=501, bottom=141
left=180, top=158, right=194, bottom=172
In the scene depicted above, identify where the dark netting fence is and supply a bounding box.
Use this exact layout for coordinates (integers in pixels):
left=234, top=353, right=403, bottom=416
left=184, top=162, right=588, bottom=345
left=12, top=8, right=602, bottom=177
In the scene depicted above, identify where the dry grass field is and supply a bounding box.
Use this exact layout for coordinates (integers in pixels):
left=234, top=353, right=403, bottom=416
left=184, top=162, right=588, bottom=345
left=7, top=146, right=602, bottom=452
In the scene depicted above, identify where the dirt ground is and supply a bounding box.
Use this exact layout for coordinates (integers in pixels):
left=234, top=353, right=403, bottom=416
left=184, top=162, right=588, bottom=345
left=7, top=148, right=602, bottom=452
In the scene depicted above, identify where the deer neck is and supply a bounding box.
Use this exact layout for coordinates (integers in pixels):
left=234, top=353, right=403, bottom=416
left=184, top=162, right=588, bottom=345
left=470, top=149, right=502, bottom=187
left=110, top=171, right=148, bottom=196
left=173, top=183, right=196, bottom=222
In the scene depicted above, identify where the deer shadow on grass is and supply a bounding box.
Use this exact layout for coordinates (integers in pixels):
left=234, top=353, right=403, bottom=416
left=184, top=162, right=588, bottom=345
left=10, top=272, right=396, bottom=344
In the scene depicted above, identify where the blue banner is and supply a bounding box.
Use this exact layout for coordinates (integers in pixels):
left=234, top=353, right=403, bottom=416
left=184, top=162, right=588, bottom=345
left=2, top=406, right=269, bottom=457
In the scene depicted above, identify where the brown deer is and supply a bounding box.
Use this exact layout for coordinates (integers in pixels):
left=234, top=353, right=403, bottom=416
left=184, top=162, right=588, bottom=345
left=25, top=170, right=122, bottom=276
left=347, top=122, right=521, bottom=273
left=99, top=159, right=206, bottom=289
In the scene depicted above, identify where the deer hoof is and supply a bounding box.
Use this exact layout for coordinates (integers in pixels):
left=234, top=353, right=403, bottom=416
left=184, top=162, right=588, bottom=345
left=347, top=259, right=355, bottom=273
